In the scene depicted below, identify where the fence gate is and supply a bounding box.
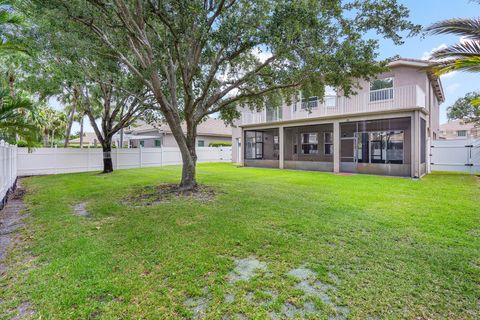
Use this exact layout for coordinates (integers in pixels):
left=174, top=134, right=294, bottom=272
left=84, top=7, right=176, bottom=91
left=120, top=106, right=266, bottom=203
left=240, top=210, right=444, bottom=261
left=430, top=139, right=480, bottom=173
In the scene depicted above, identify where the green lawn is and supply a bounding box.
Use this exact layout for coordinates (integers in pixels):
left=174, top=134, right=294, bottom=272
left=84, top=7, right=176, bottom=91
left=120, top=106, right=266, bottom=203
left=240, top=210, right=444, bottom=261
left=1, top=163, right=479, bottom=319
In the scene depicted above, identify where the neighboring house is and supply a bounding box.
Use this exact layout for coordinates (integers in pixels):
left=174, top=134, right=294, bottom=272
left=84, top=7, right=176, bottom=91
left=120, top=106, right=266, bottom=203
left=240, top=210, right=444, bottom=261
left=439, top=120, right=479, bottom=139
left=69, top=132, right=99, bottom=147
left=117, top=118, right=232, bottom=148
left=232, top=58, right=444, bottom=178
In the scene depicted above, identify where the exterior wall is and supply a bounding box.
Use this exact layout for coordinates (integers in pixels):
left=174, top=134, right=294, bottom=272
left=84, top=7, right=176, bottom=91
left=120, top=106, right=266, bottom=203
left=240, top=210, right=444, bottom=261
left=440, top=128, right=480, bottom=139
left=244, top=159, right=279, bottom=168
left=237, top=111, right=421, bottom=177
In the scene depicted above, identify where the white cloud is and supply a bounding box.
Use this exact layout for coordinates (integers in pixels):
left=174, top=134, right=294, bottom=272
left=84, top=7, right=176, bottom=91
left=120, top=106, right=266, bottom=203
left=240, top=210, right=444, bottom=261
left=421, top=43, right=447, bottom=60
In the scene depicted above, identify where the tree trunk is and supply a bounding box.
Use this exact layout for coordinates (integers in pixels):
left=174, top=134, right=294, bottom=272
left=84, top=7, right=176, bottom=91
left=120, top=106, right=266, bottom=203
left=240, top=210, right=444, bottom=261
left=50, top=130, right=55, bottom=148
left=102, top=140, right=113, bottom=173
left=178, top=131, right=198, bottom=191
left=64, top=107, right=76, bottom=147
left=79, top=117, right=84, bottom=148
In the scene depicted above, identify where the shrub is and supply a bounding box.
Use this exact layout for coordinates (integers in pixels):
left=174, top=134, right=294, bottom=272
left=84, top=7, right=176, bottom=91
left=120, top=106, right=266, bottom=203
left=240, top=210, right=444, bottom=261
left=208, top=141, right=232, bottom=147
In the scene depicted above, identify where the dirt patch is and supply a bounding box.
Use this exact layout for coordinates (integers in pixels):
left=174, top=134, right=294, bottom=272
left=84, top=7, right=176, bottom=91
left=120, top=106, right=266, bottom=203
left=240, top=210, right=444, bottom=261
left=0, top=181, right=36, bottom=318
left=285, top=266, right=349, bottom=319
left=0, top=182, right=27, bottom=265
left=73, top=202, right=91, bottom=217
left=122, top=184, right=217, bottom=206
left=184, top=287, right=210, bottom=319
left=10, top=301, right=35, bottom=320
left=227, top=257, right=268, bottom=284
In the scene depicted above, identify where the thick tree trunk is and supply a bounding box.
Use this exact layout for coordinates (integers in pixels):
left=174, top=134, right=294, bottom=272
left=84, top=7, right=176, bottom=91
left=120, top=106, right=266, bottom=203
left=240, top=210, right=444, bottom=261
left=178, top=128, right=198, bottom=191
left=102, top=141, right=113, bottom=173
left=179, top=145, right=197, bottom=191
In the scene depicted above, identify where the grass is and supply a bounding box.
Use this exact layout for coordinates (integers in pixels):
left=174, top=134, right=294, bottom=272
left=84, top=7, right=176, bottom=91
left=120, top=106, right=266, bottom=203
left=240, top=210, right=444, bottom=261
left=1, top=163, right=479, bottom=319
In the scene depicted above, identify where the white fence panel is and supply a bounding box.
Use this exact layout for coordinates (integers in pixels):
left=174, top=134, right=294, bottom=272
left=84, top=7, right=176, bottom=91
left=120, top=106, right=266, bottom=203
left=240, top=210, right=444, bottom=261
left=0, top=140, right=17, bottom=208
left=17, top=146, right=232, bottom=176
left=431, top=139, right=480, bottom=173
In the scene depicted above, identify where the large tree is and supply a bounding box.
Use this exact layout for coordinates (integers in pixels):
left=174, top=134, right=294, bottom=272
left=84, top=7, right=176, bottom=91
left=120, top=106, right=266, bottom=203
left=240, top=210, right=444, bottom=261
left=22, top=0, right=419, bottom=190
left=447, top=91, right=480, bottom=126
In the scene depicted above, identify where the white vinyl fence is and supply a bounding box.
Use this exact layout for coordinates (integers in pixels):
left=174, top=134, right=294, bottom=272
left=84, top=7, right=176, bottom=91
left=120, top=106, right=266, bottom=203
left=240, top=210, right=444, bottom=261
left=0, top=140, right=17, bottom=208
left=431, top=138, right=480, bottom=173
left=17, top=146, right=232, bottom=176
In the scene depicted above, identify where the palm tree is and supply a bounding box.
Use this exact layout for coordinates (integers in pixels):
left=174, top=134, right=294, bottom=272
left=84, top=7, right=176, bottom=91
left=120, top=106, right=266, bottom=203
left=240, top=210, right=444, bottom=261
left=0, top=87, right=37, bottom=143
left=426, top=18, right=480, bottom=105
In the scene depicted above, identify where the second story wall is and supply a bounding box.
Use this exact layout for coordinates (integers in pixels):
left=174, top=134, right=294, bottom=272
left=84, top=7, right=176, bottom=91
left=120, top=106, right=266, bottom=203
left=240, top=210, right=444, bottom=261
left=236, top=59, right=443, bottom=129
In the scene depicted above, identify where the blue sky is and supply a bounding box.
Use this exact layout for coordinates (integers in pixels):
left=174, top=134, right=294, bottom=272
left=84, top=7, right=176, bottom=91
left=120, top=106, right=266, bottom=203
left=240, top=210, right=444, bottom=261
left=376, top=0, right=478, bottom=123
left=71, top=0, right=477, bottom=133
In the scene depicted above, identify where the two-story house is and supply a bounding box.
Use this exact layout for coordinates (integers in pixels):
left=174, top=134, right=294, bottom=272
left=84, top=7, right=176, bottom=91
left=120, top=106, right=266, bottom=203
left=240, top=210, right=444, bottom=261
left=232, top=58, right=444, bottom=178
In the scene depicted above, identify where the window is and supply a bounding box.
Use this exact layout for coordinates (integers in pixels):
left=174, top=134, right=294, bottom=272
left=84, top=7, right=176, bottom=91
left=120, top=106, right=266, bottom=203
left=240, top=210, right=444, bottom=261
left=301, top=133, right=318, bottom=154
left=273, top=135, right=279, bottom=151
left=245, top=131, right=263, bottom=159
left=197, top=140, right=205, bottom=147
left=139, top=140, right=145, bottom=147
left=370, top=77, right=394, bottom=102
left=154, top=139, right=162, bottom=147
left=457, top=130, right=467, bottom=137
left=301, top=96, right=318, bottom=109
left=324, top=132, right=333, bottom=155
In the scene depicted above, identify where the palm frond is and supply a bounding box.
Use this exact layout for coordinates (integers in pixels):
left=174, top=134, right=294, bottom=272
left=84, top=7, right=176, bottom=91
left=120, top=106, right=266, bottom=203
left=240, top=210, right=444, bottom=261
left=471, top=97, right=480, bottom=107
left=430, top=57, right=480, bottom=75
left=425, top=18, right=480, bottom=40
left=430, top=41, right=480, bottom=60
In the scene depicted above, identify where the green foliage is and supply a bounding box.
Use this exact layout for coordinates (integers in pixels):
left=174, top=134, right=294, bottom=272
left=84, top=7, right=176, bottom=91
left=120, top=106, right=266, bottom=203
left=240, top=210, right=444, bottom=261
left=447, top=91, right=480, bottom=125
left=208, top=141, right=232, bottom=147
left=426, top=18, right=480, bottom=75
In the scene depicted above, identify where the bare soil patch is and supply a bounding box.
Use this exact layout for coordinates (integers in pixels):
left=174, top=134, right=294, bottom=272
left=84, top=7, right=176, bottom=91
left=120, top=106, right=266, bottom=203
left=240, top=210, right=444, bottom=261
left=122, top=184, right=217, bottom=206
left=0, top=182, right=27, bottom=265
left=73, top=202, right=91, bottom=217
left=0, top=180, right=37, bottom=319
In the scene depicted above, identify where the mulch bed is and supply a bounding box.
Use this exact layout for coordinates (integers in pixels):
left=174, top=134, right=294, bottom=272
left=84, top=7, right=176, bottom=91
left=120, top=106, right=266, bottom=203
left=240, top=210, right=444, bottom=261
left=122, top=184, right=217, bottom=206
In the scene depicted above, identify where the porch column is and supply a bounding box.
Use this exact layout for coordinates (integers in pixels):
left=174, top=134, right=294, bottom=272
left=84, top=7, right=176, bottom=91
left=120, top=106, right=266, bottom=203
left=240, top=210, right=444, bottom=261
left=411, top=111, right=420, bottom=178
left=279, top=126, right=284, bottom=169
left=240, top=127, right=245, bottom=166
left=333, top=121, right=340, bottom=173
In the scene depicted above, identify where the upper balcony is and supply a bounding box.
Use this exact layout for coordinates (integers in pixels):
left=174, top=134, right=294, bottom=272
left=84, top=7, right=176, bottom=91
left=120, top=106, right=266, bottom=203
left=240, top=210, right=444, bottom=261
left=239, top=84, right=426, bottom=126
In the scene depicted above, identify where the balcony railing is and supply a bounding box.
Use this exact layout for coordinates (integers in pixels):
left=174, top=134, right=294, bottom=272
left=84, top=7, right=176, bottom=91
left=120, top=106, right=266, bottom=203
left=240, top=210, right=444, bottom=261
left=239, top=85, right=425, bottom=125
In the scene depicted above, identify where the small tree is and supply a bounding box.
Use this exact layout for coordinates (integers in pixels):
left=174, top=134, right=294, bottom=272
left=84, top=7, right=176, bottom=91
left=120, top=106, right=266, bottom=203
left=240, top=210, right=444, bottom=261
left=24, top=0, right=419, bottom=189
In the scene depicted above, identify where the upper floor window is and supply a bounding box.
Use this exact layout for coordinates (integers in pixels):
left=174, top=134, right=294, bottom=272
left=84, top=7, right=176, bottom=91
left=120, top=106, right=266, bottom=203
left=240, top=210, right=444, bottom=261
left=370, top=77, right=394, bottom=102
left=457, top=130, right=467, bottom=137
left=301, top=96, right=318, bottom=109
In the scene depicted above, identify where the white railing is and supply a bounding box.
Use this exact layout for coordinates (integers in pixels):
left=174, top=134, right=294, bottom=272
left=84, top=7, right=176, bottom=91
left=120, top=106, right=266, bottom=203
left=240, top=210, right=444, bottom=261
left=240, top=85, right=425, bottom=125
left=17, top=146, right=232, bottom=176
left=0, top=140, right=17, bottom=209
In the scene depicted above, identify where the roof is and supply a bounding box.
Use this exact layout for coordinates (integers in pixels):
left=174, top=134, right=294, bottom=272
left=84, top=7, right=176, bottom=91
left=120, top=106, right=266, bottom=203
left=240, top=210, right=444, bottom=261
left=440, top=119, right=478, bottom=131
left=70, top=132, right=99, bottom=144
left=387, top=58, right=445, bottom=103
left=127, top=117, right=232, bottom=137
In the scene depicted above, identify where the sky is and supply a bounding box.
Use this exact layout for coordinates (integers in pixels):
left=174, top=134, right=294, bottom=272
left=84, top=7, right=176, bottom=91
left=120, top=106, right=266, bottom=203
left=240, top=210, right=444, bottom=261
left=70, top=0, right=478, bottom=133
left=375, top=0, right=479, bottom=123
